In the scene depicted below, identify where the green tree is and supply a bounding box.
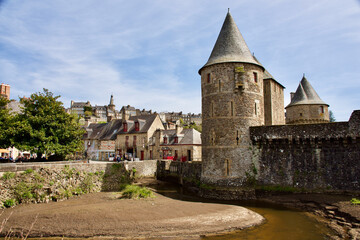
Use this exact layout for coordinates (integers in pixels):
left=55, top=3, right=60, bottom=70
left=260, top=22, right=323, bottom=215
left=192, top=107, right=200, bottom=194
left=83, top=105, right=93, bottom=117
left=0, top=96, right=13, bottom=148
left=329, top=110, right=336, bottom=122
left=13, top=89, right=85, bottom=160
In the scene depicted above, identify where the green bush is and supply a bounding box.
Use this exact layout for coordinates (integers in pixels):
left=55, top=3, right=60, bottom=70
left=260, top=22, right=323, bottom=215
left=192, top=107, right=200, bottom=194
left=2, top=172, right=16, bottom=180
left=350, top=198, right=360, bottom=205
left=14, top=181, right=33, bottom=202
left=121, top=185, right=154, bottom=199
left=24, top=168, right=34, bottom=174
left=80, top=175, right=94, bottom=193
left=3, top=199, right=16, bottom=208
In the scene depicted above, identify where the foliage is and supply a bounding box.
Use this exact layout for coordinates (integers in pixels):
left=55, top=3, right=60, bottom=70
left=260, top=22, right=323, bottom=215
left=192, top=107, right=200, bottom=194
left=2, top=172, right=16, bottom=181
left=350, top=198, right=360, bottom=205
left=0, top=96, right=15, bottom=148
left=3, top=199, right=16, bottom=208
left=14, top=182, right=34, bottom=203
left=10, top=89, right=85, bottom=159
left=23, top=168, right=34, bottom=174
left=329, top=110, right=336, bottom=122
left=80, top=175, right=94, bottom=193
left=121, top=185, right=155, bottom=199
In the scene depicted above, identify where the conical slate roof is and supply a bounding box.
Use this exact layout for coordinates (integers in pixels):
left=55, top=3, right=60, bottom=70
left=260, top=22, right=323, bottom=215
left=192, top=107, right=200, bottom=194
left=199, top=12, right=262, bottom=74
left=286, top=76, right=328, bottom=108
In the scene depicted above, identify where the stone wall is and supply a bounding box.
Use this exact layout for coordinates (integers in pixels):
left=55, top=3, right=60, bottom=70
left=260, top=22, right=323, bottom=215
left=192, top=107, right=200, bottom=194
left=250, top=110, right=360, bottom=191
left=157, top=160, right=202, bottom=187
left=286, top=104, right=329, bottom=124
left=0, top=160, right=158, bottom=177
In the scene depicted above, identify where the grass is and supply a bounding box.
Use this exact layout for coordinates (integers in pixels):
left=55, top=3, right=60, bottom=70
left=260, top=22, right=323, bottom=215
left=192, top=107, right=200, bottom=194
left=350, top=198, right=360, bottom=205
left=1, top=172, right=16, bottom=181
left=121, top=185, right=155, bottom=199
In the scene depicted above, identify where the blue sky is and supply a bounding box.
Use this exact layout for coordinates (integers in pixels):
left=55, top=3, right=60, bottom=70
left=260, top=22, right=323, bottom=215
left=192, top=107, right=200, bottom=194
left=0, top=0, right=359, bottom=121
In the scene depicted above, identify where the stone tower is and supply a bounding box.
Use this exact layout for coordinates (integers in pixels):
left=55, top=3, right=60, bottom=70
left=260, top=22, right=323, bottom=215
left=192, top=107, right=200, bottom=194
left=199, top=12, right=265, bottom=186
left=285, top=76, right=329, bottom=124
left=108, top=95, right=115, bottom=112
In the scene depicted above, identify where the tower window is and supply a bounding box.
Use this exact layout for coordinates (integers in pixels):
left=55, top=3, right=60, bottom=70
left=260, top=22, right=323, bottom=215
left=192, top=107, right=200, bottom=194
left=219, top=80, right=221, bottom=92
left=320, top=106, right=324, bottom=113
left=211, top=102, right=214, bottom=117
left=253, top=72, right=258, bottom=83
left=207, top=73, right=211, bottom=83
left=230, top=101, right=234, bottom=116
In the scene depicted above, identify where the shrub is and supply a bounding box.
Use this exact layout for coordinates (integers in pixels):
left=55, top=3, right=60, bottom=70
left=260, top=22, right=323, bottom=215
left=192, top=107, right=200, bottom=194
left=350, top=198, right=360, bottom=205
left=24, top=168, right=34, bottom=174
left=3, top=199, right=16, bottom=208
left=2, top=172, right=16, bottom=180
left=121, top=185, right=154, bottom=199
left=14, top=181, right=33, bottom=203
left=80, top=175, right=94, bottom=193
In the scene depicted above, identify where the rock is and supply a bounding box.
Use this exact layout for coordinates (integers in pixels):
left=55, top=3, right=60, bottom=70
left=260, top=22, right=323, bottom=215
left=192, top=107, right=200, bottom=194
left=348, top=228, right=360, bottom=240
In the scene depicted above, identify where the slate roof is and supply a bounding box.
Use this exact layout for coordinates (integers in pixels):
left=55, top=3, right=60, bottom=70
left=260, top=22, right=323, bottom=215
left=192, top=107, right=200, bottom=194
left=162, top=128, right=201, bottom=145
left=286, top=76, right=328, bottom=108
left=84, top=114, right=159, bottom=140
left=199, top=12, right=262, bottom=74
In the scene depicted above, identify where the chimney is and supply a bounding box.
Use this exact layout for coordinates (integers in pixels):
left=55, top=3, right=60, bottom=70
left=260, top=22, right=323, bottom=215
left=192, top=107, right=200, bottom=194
left=290, top=92, right=295, bottom=101
left=122, top=110, right=129, bottom=121
left=175, top=124, right=182, bottom=135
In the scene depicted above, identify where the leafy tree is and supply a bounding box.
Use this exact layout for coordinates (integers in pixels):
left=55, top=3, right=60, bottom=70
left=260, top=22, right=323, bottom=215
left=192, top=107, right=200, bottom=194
left=329, top=110, right=336, bottom=122
left=83, top=105, right=93, bottom=117
left=13, top=89, right=85, bottom=160
left=0, top=96, right=13, bottom=148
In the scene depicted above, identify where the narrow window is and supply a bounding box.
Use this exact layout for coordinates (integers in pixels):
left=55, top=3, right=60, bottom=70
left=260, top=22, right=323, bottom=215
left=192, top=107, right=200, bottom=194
left=225, top=159, right=230, bottom=176
left=123, top=122, right=127, bottom=132
left=255, top=102, right=258, bottom=115
left=133, top=136, right=137, bottom=146
left=320, top=106, right=324, bottom=113
left=211, top=102, right=214, bottom=117
left=207, top=73, right=211, bottom=83
left=174, top=136, right=178, bottom=144
left=135, top=122, right=139, bottom=131
left=300, top=113, right=303, bottom=117
left=230, top=101, right=234, bottom=116
left=253, top=72, right=258, bottom=83
left=218, top=80, right=221, bottom=92
left=236, top=130, right=239, bottom=145
left=163, top=136, right=167, bottom=144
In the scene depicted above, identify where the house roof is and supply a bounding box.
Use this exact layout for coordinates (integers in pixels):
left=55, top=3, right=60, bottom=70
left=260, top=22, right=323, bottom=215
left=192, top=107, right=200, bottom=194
left=199, top=12, right=262, bottom=74
left=84, top=114, right=160, bottom=140
left=286, top=76, right=328, bottom=108
left=162, top=128, right=201, bottom=145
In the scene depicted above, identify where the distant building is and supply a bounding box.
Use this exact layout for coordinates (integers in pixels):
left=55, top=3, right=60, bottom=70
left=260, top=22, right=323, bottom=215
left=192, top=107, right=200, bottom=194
left=0, top=83, right=10, bottom=100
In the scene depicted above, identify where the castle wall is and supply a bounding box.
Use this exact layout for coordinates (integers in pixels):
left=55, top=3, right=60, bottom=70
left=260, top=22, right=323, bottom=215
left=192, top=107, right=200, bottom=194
left=201, top=62, right=264, bottom=185
left=250, top=110, right=360, bottom=191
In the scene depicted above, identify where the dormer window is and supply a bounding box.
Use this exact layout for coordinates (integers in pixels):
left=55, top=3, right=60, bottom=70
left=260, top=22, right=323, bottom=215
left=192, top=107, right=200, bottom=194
left=174, top=136, right=178, bottom=144
left=135, top=122, right=139, bottom=131
left=163, top=136, right=167, bottom=144
left=123, top=122, right=128, bottom=132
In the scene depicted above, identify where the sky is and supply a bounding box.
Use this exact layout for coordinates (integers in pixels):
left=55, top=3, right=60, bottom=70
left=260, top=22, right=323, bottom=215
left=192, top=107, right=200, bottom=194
left=0, top=0, right=359, bottom=121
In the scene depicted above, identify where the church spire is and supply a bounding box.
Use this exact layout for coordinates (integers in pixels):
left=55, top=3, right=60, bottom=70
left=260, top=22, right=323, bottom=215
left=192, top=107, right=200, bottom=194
left=199, top=11, right=262, bottom=74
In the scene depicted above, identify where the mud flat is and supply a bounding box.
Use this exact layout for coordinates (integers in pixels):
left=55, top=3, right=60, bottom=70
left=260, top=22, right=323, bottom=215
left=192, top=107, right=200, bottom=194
left=0, top=191, right=264, bottom=239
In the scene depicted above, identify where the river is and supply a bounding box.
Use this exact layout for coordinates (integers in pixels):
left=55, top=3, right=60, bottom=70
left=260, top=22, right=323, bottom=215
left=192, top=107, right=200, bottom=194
left=155, top=184, right=332, bottom=240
